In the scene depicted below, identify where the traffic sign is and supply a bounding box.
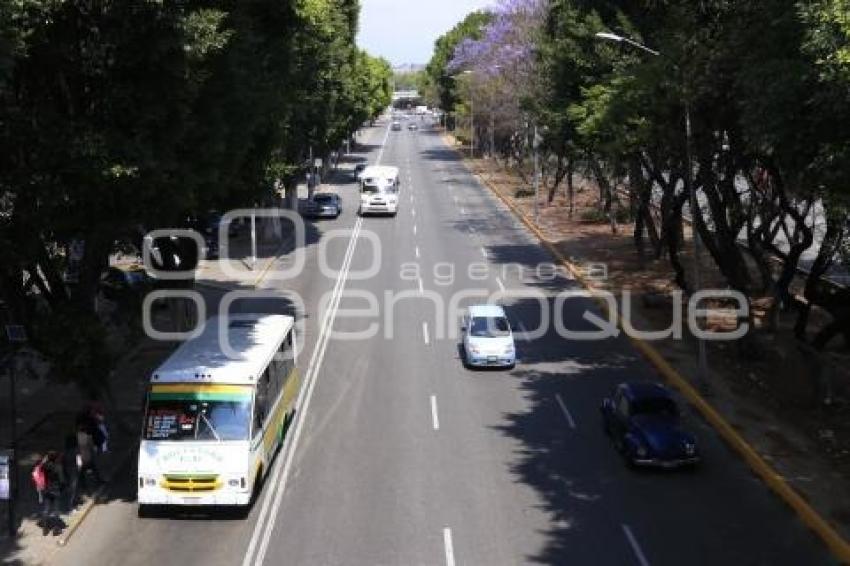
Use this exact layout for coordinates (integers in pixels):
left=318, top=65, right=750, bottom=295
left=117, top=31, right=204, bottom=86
left=4, top=325, right=26, bottom=344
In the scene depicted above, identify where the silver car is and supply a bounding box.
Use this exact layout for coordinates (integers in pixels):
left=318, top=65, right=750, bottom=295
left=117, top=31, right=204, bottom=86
left=304, top=193, right=342, bottom=219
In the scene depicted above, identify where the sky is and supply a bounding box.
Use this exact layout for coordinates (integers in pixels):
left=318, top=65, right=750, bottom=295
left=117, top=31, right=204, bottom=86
left=357, top=0, right=495, bottom=66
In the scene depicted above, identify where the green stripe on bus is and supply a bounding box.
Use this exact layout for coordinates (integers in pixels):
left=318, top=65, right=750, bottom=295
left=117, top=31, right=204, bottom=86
left=149, top=392, right=251, bottom=402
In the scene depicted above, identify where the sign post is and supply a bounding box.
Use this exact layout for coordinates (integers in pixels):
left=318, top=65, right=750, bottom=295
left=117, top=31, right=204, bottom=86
left=4, top=324, right=26, bottom=537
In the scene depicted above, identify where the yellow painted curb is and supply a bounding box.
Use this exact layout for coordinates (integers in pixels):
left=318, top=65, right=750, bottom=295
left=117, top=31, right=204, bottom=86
left=455, top=147, right=850, bottom=564
left=57, top=486, right=103, bottom=547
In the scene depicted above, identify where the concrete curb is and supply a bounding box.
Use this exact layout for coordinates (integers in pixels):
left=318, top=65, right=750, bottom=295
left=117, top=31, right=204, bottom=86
left=449, top=138, right=850, bottom=563
left=195, top=231, right=296, bottom=293
left=56, top=448, right=135, bottom=547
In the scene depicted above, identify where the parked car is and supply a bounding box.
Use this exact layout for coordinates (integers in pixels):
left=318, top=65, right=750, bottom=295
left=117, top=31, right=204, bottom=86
left=461, top=304, right=516, bottom=369
left=601, top=382, right=700, bottom=468
left=303, top=193, right=342, bottom=219
left=99, top=266, right=154, bottom=303
left=391, top=120, right=402, bottom=131
left=408, top=123, right=418, bottom=131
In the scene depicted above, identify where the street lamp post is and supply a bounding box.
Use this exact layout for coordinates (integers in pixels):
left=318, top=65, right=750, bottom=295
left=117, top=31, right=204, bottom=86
left=594, top=31, right=708, bottom=387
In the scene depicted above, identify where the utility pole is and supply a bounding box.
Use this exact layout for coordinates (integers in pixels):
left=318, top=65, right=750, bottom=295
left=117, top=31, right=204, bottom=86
left=490, top=111, right=495, bottom=159
left=469, top=91, right=474, bottom=157
left=533, top=123, right=540, bottom=223
left=250, top=207, right=257, bottom=271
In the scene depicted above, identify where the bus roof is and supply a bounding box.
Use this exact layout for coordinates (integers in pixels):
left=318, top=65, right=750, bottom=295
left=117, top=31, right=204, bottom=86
left=361, top=165, right=398, bottom=183
left=150, top=314, right=293, bottom=385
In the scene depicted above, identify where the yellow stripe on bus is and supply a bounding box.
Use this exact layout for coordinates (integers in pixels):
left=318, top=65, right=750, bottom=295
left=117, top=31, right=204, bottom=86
left=150, top=384, right=250, bottom=394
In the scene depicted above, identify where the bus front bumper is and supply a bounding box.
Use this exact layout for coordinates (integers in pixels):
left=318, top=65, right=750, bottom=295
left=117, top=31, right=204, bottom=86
left=138, top=486, right=252, bottom=506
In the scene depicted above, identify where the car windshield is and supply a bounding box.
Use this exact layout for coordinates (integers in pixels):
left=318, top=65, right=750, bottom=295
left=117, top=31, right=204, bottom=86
left=362, top=184, right=380, bottom=194
left=470, top=316, right=510, bottom=338
left=631, top=396, right=678, bottom=418
left=144, top=385, right=252, bottom=441
left=313, top=195, right=333, bottom=202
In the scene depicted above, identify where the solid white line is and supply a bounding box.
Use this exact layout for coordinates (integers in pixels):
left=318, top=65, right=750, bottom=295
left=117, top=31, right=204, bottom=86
left=443, top=528, right=456, bottom=566
left=248, top=218, right=363, bottom=566
left=622, top=524, right=650, bottom=566
left=415, top=246, right=420, bottom=259
left=496, top=277, right=505, bottom=292
left=423, top=321, right=430, bottom=344
left=555, top=394, right=577, bottom=430
left=430, top=395, right=440, bottom=430
left=418, top=277, right=424, bottom=294
left=375, top=121, right=392, bottom=164
left=413, top=224, right=417, bottom=235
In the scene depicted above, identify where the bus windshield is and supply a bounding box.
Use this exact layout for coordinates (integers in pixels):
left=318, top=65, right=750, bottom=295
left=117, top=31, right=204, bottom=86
left=144, top=385, right=252, bottom=441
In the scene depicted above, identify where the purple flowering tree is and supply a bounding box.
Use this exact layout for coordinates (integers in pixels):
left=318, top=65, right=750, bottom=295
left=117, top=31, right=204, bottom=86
left=448, top=0, right=546, bottom=168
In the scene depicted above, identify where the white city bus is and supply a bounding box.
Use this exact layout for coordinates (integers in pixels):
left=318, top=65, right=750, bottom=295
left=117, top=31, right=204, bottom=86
left=137, top=313, right=299, bottom=509
left=359, top=165, right=400, bottom=216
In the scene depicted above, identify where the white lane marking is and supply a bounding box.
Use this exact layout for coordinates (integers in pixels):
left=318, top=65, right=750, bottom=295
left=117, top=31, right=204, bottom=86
left=453, top=195, right=459, bottom=204
left=555, top=394, right=577, bottom=429
left=375, top=120, right=392, bottom=164
left=480, top=247, right=488, bottom=259
left=468, top=225, right=476, bottom=234
left=430, top=395, right=440, bottom=430
left=245, top=217, right=364, bottom=566
left=496, top=277, right=505, bottom=292
left=418, top=277, right=424, bottom=294
left=415, top=246, right=420, bottom=259
left=423, top=321, right=430, bottom=344
left=413, top=224, right=417, bottom=235
left=412, top=207, right=416, bottom=217
left=443, top=528, right=456, bottom=566
left=411, top=194, right=415, bottom=204
left=622, top=524, right=650, bottom=566
left=460, top=206, right=466, bottom=215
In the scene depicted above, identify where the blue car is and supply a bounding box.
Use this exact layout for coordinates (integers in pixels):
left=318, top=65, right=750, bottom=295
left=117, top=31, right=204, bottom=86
left=601, top=382, right=700, bottom=468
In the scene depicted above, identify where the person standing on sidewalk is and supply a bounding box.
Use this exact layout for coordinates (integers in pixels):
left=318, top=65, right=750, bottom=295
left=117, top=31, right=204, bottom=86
left=61, top=435, right=81, bottom=512
left=33, top=452, right=63, bottom=535
left=76, top=417, right=102, bottom=490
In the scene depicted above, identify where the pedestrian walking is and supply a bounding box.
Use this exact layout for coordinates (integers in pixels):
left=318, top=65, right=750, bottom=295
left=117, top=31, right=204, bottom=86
left=61, top=435, right=81, bottom=512
left=76, top=418, right=103, bottom=489
left=32, top=452, right=63, bottom=535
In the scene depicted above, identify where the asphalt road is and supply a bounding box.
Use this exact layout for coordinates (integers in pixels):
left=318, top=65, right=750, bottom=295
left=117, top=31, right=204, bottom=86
left=54, top=116, right=834, bottom=566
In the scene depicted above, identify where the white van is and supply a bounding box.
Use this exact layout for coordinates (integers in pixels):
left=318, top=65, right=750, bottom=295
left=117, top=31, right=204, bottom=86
left=359, top=165, right=400, bottom=216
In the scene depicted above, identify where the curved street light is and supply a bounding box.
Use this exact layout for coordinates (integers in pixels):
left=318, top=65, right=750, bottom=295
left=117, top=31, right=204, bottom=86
left=594, top=30, right=708, bottom=388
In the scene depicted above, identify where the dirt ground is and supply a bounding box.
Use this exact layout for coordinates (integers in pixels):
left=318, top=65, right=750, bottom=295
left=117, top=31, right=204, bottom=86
left=457, top=146, right=850, bottom=537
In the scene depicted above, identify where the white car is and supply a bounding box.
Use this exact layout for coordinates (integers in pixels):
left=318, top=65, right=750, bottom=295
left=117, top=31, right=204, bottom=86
left=461, top=305, right=516, bottom=369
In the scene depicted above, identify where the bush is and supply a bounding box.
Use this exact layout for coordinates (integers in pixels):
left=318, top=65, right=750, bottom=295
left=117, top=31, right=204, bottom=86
left=579, top=208, right=608, bottom=223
